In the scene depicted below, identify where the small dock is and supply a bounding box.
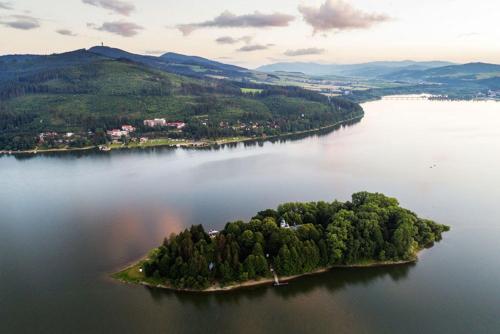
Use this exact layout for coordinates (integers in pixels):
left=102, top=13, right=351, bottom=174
left=271, top=267, right=288, bottom=287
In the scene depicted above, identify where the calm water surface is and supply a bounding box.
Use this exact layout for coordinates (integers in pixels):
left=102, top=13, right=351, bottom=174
left=1, top=98, right=500, bottom=333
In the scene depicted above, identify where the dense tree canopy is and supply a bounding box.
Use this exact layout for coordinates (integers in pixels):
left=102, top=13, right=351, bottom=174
left=141, top=192, right=449, bottom=290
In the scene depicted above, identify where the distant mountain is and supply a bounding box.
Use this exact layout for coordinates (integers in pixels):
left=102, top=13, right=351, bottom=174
left=346, top=61, right=500, bottom=102
left=256, top=61, right=455, bottom=78
left=257, top=62, right=333, bottom=76
left=88, top=46, right=251, bottom=79
left=382, top=62, right=500, bottom=87
left=159, top=52, right=245, bottom=73
left=421, top=62, right=500, bottom=77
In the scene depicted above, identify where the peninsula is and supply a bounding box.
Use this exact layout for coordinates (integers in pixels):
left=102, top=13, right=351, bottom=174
left=113, top=192, right=449, bottom=292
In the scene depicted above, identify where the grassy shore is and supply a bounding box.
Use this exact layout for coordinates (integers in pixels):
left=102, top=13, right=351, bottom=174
left=1, top=115, right=363, bottom=156
left=111, top=252, right=417, bottom=293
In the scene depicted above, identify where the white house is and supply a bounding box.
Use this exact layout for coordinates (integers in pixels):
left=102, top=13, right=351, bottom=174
left=280, top=218, right=290, bottom=229
left=208, top=230, right=219, bottom=238
left=144, top=119, right=167, bottom=127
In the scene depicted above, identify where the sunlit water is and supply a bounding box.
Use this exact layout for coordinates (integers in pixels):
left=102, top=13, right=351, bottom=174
left=1, top=98, right=500, bottom=333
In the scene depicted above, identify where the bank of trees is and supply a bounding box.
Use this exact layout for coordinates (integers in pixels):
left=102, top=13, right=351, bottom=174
left=142, top=192, right=449, bottom=289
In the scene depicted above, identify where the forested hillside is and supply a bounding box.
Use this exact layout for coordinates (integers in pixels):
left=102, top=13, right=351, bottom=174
left=0, top=48, right=363, bottom=151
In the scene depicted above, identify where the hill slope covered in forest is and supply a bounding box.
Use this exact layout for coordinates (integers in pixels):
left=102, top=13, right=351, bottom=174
left=0, top=47, right=363, bottom=151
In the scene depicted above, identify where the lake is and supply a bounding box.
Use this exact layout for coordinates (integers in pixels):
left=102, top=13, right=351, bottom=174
left=1, top=97, right=500, bottom=333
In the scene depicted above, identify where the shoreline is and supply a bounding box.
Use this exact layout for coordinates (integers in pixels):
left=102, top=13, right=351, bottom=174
left=111, top=254, right=417, bottom=293
left=0, top=115, right=363, bottom=156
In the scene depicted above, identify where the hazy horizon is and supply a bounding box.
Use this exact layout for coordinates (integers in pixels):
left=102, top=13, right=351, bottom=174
left=1, top=0, right=499, bottom=67
left=1, top=44, right=478, bottom=69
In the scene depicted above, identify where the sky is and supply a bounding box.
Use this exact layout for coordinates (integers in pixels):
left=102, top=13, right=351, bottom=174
left=0, top=0, right=499, bottom=68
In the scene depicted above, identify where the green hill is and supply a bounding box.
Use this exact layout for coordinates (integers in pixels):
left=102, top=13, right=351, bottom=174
left=87, top=46, right=253, bottom=79
left=346, top=62, right=500, bottom=101
left=382, top=62, right=500, bottom=85
left=0, top=49, right=364, bottom=151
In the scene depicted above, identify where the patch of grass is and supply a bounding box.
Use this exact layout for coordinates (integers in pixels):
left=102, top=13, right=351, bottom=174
left=112, top=261, right=168, bottom=287
left=241, top=88, right=263, bottom=94
left=112, top=262, right=145, bottom=283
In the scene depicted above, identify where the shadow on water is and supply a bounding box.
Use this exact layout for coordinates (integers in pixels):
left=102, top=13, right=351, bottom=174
left=143, top=262, right=414, bottom=310
left=7, top=118, right=363, bottom=161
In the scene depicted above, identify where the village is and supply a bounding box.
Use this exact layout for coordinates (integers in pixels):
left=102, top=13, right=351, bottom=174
left=36, top=118, right=188, bottom=149
left=33, top=116, right=289, bottom=152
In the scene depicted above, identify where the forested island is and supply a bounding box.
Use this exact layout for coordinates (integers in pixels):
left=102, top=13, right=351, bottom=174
left=114, top=192, right=449, bottom=291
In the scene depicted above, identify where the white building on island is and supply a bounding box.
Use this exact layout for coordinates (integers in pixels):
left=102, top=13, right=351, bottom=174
left=280, top=218, right=290, bottom=229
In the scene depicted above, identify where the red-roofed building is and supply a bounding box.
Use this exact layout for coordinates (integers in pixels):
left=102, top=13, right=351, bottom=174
left=167, top=122, right=186, bottom=129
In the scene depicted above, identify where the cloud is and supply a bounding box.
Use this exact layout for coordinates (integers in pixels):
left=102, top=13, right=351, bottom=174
left=0, top=15, right=40, bottom=30
left=178, top=11, right=294, bottom=35
left=284, top=48, right=325, bottom=56
left=237, top=44, right=274, bottom=52
left=215, top=35, right=253, bottom=45
left=89, top=21, right=143, bottom=37
left=298, top=0, right=389, bottom=34
left=0, top=2, right=12, bottom=10
left=82, top=0, right=135, bottom=16
left=56, top=29, right=77, bottom=36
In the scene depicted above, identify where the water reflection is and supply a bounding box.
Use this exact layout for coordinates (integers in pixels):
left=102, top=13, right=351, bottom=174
left=144, top=263, right=414, bottom=308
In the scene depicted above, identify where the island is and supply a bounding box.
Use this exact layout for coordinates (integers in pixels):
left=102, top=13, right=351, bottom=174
left=113, top=192, right=449, bottom=292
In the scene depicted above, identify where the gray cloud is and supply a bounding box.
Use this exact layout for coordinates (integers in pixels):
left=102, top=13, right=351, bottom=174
left=298, top=0, right=389, bottom=34
left=215, top=35, right=253, bottom=45
left=56, top=29, right=77, bottom=36
left=0, top=2, right=12, bottom=10
left=89, top=21, right=143, bottom=37
left=178, top=11, right=294, bottom=35
left=0, top=15, right=40, bottom=30
left=284, top=48, right=325, bottom=57
left=237, top=44, right=274, bottom=52
left=82, top=0, right=135, bottom=16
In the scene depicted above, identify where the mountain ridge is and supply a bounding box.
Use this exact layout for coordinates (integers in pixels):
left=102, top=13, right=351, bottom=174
left=0, top=46, right=254, bottom=81
left=256, top=60, right=457, bottom=77
left=87, top=46, right=251, bottom=79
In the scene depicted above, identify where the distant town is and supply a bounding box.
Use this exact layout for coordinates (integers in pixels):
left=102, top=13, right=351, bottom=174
left=29, top=117, right=294, bottom=153
left=37, top=119, right=187, bottom=150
